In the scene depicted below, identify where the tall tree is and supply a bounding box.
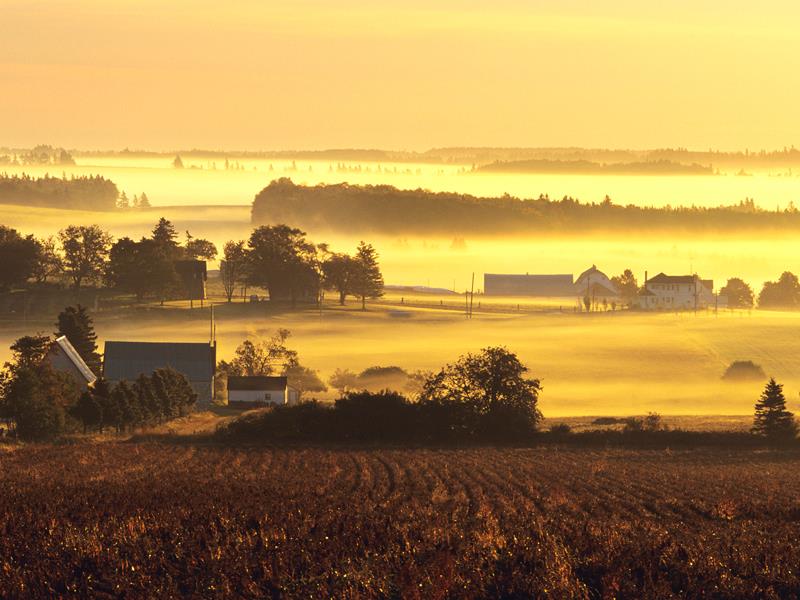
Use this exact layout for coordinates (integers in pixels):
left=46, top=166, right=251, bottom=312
left=58, top=225, right=112, bottom=291
left=610, top=269, right=639, bottom=306
left=752, top=378, right=797, bottom=439
left=322, top=253, right=359, bottom=305
left=419, top=346, right=542, bottom=438
left=32, top=236, right=63, bottom=284
left=351, top=242, right=384, bottom=310
left=759, top=272, right=800, bottom=309
left=220, top=240, right=248, bottom=302
left=173, top=155, right=184, bottom=169
left=185, top=237, right=218, bottom=260
left=151, top=218, right=181, bottom=259
left=219, top=330, right=298, bottom=377
left=106, top=237, right=179, bottom=302
left=720, top=277, right=755, bottom=308
left=117, top=191, right=129, bottom=210
left=55, top=305, right=101, bottom=375
left=139, top=192, right=151, bottom=208
left=0, top=226, right=38, bottom=291
left=247, top=225, right=319, bottom=307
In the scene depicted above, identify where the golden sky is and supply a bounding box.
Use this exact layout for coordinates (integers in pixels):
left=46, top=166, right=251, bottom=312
left=2, top=0, right=800, bottom=151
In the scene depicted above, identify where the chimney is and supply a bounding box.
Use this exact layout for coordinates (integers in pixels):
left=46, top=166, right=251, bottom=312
left=644, top=270, right=648, bottom=286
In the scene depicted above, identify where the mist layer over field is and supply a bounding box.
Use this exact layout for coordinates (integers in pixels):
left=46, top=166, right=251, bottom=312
left=4, top=155, right=800, bottom=210
left=0, top=302, right=795, bottom=418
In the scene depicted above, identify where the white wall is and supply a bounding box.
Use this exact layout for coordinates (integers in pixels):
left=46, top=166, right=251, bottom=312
left=228, top=389, right=286, bottom=405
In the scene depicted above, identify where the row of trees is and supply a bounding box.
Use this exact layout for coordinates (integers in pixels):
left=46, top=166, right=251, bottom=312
left=0, top=173, right=117, bottom=210
left=219, top=225, right=384, bottom=308
left=0, top=219, right=216, bottom=297
left=250, top=178, right=800, bottom=236
left=219, top=347, right=542, bottom=443
left=71, top=370, right=196, bottom=434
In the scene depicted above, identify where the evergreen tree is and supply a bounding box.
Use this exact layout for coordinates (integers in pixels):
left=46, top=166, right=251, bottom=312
left=55, top=305, right=101, bottom=375
left=173, top=155, right=184, bottom=169
left=139, top=192, right=151, bottom=208
left=753, top=378, right=798, bottom=439
left=151, top=218, right=181, bottom=258
left=352, top=241, right=384, bottom=310
left=117, top=191, right=129, bottom=210
left=70, top=390, right=103, bottom=434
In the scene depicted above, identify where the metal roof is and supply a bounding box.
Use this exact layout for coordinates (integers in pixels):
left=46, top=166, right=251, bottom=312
left=52, top=336, right=97, bottom=384
left=227, top=376, right=288, bottom=391
left=103, top=341, right=215, bottom=382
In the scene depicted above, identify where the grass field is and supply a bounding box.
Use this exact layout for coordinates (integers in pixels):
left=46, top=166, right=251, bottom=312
left=2, top=443, right=800, bottom=598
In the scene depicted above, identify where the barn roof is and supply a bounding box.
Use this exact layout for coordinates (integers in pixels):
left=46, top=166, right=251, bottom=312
left=51, top=336, right=97, bottom=384
left=227, top=376, right=288, bottom=391
left=103, top=341, right=215, bottom=382
left=648, top=273, right=696, bottom=284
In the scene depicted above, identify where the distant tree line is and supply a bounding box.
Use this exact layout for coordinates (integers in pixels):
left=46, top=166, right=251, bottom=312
left=475, top=159, right=713, bottom=176
left=250, top=179, right=800, bottom=236
left=0, top=145, right=75, bottom=166
left=217, top=347, right=542, bottom=444
left=0, top=173, right=118, bottom=210
left=0, top=306, right=196, bottom=440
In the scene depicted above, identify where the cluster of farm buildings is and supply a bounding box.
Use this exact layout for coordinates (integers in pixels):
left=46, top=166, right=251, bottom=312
left=44, top=337, right=296, bottom=409
left=484, top=265, right=726, bottom=310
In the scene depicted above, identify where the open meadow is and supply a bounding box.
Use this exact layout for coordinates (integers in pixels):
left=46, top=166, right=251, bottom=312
left=2, top=442, right=800, bottom=598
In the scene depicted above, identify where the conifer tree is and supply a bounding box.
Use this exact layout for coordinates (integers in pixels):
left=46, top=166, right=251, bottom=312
left=352, top=241, right=384, bottom=310
left=753, top=378, right=798, bottom=439
left=55, top=305, right=101, bottom=375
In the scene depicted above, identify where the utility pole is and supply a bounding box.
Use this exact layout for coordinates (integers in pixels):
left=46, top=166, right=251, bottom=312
left=469, top=272, right=475, bottom=319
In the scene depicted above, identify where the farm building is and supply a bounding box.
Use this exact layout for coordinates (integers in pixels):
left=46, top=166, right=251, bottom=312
left=45, top=335, right=97, bottom=391
left=637, top=273, right=716, bottom=310
left=485, top=265, right=618, bottom=298
left=227, top=376, right=299, bottom=408
left=103, top=341, right=216, bottom=405
left=484, top=273, right=575, bottom=296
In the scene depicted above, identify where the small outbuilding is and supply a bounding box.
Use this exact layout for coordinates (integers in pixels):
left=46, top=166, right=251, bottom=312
left=45, top=335, right=97, bottom=391
left=227, top=376, right=298, bottom=408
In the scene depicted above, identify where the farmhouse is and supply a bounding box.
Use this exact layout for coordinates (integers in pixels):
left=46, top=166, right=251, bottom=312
left=637, top=273, right=715, bottom=310
left=227, top=376, right=299, bottom=408
left=103, top=341, right=216, bottom=405
left=45, top=335, right=97, bottom=391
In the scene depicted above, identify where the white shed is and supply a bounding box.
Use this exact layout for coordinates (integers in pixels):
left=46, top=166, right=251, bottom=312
left=227, top=376, right=290, bottom=407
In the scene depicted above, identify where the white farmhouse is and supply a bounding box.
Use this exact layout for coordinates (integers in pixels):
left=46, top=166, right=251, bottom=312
left=227, top=376, right=300, bottom=407
left=638, top=273, right=715, bottom=310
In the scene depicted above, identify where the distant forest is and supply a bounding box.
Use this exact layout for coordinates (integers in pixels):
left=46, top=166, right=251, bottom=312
left=28, top=145, right=800, bottom=171
left=251, top=179, right=800, bottom=235
left=0, top=174, right=119, bottom=211
left=475, top=159, right=714, bottom=176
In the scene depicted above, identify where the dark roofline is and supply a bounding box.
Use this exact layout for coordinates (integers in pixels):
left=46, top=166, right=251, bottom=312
left=227, top=376, right=288, bottom=391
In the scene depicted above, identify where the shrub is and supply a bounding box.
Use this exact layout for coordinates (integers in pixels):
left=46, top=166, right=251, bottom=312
left=722, top=360, right=766, bottom=381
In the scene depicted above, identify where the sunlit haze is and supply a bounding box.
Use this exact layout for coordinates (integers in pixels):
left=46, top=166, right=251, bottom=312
left=3, top=0, right=800, bottom=150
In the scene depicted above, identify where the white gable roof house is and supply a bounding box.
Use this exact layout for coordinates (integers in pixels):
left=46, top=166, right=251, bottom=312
left=45, top=336, right=97, bottom=391
left=638, top=273, right=715, bottom=310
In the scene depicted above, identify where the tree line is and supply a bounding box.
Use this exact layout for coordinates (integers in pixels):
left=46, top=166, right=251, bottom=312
left=251, top=178, right=800, bottom=236
left=0, top=305, right=196, bottom=440
left=0, top=218, right=384, bottom=309
left=0, top=219, right=217, bottom=302
left=0, top=173, right=118, bottom=210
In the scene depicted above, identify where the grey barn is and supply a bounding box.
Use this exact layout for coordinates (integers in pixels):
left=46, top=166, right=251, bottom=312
left=484, top=273, right=575, bottom=296
left=103, top=341, right=216, bottom=405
